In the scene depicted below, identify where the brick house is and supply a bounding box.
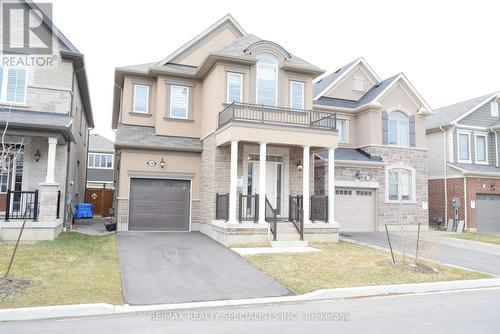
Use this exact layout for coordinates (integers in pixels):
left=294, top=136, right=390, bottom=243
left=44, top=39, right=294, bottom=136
left=427, top=92, right=500, bottom=232
left=0, top=0, right=93, bottom=240
left=112, top=15, right=432, bottom=246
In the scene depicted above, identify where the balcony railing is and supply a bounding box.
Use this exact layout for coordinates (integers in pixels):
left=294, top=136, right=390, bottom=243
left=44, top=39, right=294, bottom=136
left=4, top=190, right=39, bottom=221
left=218, top=102, right=337, bottom=131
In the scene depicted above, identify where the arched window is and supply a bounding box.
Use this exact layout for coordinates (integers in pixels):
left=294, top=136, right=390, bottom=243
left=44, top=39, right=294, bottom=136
left=256, top=53, right=278, bottom=106
left=388, top=111, right=409, bottom=146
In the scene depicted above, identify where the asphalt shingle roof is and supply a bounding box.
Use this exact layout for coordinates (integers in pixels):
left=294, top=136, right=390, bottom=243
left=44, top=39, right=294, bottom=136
left=317, top=148, right=382, bottom=162
left=450, top=163, right=500, bottom=175
left=89, top=134, right=114, bottom=152
left=312, top=59, right=357, bottom=98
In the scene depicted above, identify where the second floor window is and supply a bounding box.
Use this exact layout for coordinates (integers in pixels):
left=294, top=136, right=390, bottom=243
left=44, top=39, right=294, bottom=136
left=388, top=111, right=409, bottom=146
left=88, top=153, right=113, bottom=169
left=458, top=132, right=471, bottom=162
left=256, top=53, right=278, bottom=106
left=170, top=85, right=189, bottom=119
left=0, top=67, right=27, bottom=104
left=133, top=84, right=149, bottom=113
left=290, top=81, right=304, bottom=109
left=475, top=133, right=487, bottom=163
left=337, top=119, right=346, bottom=143
left=227, top=72, right=242, bottom=103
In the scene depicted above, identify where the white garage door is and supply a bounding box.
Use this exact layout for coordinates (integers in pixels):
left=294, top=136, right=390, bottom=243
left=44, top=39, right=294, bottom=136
left=335, top=188, right=376, bottom=232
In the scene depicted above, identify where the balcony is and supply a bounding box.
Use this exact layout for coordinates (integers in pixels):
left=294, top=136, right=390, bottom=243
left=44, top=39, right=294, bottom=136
left=218, top=102, right=337, bottom=131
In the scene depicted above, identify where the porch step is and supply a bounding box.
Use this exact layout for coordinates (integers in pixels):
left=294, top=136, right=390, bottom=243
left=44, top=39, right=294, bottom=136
left=271, top=240, right=309, bottom=248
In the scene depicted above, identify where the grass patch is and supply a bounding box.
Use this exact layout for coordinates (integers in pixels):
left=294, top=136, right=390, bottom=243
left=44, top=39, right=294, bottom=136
left=0, top=232, right=123, bottom=308
left=245, top=241, right=491, bottom=294
left=450, top=232, right=500, bottom=245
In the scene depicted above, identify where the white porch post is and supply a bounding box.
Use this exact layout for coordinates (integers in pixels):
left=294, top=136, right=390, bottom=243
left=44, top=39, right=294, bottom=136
left=302, top=145, right=310, bottom=223
left=328, top=147, right=335, bottom=224
left=229, top=140, right=238, bottom=223
left=45, top=137, right=57, bottom=184
left=258, top=142, right=267, bottom=224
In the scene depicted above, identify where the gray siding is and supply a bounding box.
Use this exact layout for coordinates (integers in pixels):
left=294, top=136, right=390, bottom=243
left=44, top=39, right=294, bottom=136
left=460, top=98, right=499, bottom=127
left=489, top=132, right=496, bottom=166
left=427, top=131, right=445, bottom=178
left=452, top=128, right=497, bottom=166
left=87, top=168, right=114, bottom=182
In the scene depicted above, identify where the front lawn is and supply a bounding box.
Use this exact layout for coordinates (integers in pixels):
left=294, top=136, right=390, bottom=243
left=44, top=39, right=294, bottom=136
left=450, top=232, right=500, bottom=245
left=245, top=241, right=491, bottom=294
left=0, top=232, right=123, bottom=308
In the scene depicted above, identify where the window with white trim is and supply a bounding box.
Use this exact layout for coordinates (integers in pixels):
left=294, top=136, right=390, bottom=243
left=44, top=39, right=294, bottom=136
left=133, top=84, right=149, bottom=113
left=0, top=67, right=28, bottom=104
left=388, top=111, right=409, bottom=146
left=227, top=72, right=242, bottom=103
left=458, top=131, right=471, bottom=163
left=388, top=168, right=412, bottom=202
left=88, top=153, right=113, bottom=169
left=256, top=53, right=278, bottom=106
left=290, top=81, right=304, bottom=109
left=353, top=76, right=365, bottom=92
left=0, top=168, right=8, bottom=193
left=337, top=119, right=347, bottom=143
left=475, top=133, right=488, bottom=164
left=170, top=85, right=189, bottom=119
left=491, top=101, right=499, bottom=117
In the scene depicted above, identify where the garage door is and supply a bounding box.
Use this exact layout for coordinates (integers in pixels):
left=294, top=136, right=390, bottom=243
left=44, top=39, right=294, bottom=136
left=335, top=188, right=376, bottom=232
left=129, top=178, right=190, bottom=231
left=476, top=194, right=500, bottom=233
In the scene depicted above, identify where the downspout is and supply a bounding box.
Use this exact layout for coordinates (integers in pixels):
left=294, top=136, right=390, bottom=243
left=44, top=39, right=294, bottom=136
left=63, top=70, right=76, bottom=229
left=440, top=127, right=448, bottom=226
left=463, top=175, right=467, bottom=231
left=493, top=129, right=499, bottom=167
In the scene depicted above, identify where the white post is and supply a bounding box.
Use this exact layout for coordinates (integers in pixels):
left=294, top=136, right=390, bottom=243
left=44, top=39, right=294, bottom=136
left=328, top=147, right=335, bottom=224
left=229, top=140, right=238, bottom=223
left=258, top=142, right=267, bottom=224
left=45, top=137, right=57, bottom=184
left=303, top=145, right=310, bottom=224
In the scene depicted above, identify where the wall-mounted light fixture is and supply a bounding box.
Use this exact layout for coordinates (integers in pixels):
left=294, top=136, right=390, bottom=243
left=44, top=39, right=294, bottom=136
left=34, top=149, right=41, bottom=162
left=355, top=170, right=362, bottom=180
left=491, top=183, right=496, bottom=190
left=160, top=158, right=165, bottom=169
left=296, top=160, right=303, bottom=171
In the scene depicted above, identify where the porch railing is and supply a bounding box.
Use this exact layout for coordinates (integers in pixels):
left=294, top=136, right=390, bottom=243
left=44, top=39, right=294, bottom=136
left=289, top=195, right=304, bottom=240
left=215, top=193, right=229, bottom=221
left=5, top=190, right=38, bottom=221
left=218, top=102, right=337, bottom=131
left=311, top=195, right=328, bottom=223
left=238, top=194, right=259, bottom=222
left=265, top=196, right=277, bottom=241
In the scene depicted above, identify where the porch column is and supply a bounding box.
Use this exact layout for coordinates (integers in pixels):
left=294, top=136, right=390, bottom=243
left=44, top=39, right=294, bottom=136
left=302, top=145, right=310, bottom=224
left=328, top=147, right=335, bottom=224
left=258, top=142, right=267, bottom=224
left=229, top=140, right=238, bottom=223
left=45, top=137, right=57, bottom=184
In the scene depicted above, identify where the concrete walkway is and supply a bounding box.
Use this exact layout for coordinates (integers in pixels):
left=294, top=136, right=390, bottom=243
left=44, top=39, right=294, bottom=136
left=342, top=232, right=500, bottom=276
left=117, top=232, right=290, bottom=305
left=71, top=217, right=114, bottom=236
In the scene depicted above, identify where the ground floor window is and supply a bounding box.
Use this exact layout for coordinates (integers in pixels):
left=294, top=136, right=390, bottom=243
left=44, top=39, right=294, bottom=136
left=388, top=168, right=413, bottom=202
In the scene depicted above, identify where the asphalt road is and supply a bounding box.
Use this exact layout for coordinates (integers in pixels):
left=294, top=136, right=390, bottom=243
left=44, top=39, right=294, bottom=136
left=2, top=288, right=500, bottom=333
left=342, top=232, right=500, bottom=276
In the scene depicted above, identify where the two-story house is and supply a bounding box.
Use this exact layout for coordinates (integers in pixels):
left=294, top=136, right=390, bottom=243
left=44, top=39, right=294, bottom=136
left=0, top=0, right=93, bottom=240
left=313, top=58, right=432, bottom=232
left=113, top=15, right=339, bottom=245
left=427, top=92, right=500, bottom=233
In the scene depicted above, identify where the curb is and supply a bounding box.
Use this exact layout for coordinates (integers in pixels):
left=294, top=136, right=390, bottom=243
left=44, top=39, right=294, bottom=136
left=2, top=278, right=500, bottom=322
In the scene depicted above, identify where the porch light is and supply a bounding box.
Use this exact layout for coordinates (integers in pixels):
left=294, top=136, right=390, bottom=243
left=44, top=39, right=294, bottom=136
left=297, top=160, right=303, bottom=171
left=491, top=183, right=496, bottom=190
left=355, top=170, right=362, bottom=180
left=34, top=149, right=41, bottom=162
left=160, top=158, right=165, bottom=169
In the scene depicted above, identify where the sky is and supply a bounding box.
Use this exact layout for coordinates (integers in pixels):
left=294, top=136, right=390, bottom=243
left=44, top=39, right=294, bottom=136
left=48, top=0, right=500, bottom=141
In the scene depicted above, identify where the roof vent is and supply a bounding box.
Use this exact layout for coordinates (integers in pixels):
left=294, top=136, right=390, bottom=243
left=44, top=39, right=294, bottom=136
left=334, top=67, right=342, bottom=73
left=374, top=82, right=381, bottom=87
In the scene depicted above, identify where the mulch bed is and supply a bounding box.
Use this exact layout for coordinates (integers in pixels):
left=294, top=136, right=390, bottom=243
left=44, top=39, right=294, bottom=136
left=0, top=277, right=32, bottom=300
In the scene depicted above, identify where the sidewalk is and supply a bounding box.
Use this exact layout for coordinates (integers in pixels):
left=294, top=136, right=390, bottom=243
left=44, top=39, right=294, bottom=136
left=2, top=278, right=500, bottom=322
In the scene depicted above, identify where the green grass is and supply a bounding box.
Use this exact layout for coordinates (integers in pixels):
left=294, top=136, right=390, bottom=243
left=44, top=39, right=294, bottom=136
left=0, top=232, right=123, bottom=308
left=450, top=232, right=500, bottom=245
left=245, top=241, right=491, bottom=294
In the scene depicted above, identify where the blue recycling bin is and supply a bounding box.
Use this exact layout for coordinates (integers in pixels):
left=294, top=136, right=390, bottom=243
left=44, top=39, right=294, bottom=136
left=75, top=203, right=93, bottom=219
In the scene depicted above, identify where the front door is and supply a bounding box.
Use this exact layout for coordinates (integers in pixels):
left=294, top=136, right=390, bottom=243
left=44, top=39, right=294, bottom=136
left=249, top=160, right=283, bottom=215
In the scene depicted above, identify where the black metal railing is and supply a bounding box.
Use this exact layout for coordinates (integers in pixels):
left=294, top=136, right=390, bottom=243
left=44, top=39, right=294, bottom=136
left=5, top=190, right=38, bottom=221
left=215, top=193, right=229, bottom=221
left=218, top=102, right=337, bottom=131
left=289, top=195, right=304, bottom=240
left=239, top=194, right=259, bottom=222
left=265, top=196, right=277, bottom=241
left=56, top=190, right=61, bottom=219
left=311, top=195, right=328, bottom=222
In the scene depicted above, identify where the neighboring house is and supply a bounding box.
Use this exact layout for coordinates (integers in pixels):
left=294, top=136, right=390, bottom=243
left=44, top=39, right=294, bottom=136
left=427, top=92, right=500, bottom=232
left=112, top=15, right=433, bottom=245
left=0, top=0, right=93, bottom=240
left=87, top=134, right=114, bottom=189
left=313, top=58, right=433, bottom=232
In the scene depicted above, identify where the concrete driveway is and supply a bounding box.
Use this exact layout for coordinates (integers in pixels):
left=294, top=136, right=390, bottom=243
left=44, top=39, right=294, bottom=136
left=342, top=232, right=500, bottom=277
left=117, top=232, right=290, bottom=305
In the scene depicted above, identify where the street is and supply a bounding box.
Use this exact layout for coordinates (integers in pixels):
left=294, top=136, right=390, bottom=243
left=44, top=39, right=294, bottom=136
left=2, top=287, right=500, bottom=333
